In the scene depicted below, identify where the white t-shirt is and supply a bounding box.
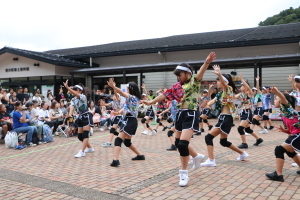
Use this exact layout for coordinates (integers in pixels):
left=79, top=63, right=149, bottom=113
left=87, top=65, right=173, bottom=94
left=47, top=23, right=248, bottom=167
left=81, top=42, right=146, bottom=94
left=32, top=96, right=42, bottom=105
left=37, top=109, right=49, bottom=125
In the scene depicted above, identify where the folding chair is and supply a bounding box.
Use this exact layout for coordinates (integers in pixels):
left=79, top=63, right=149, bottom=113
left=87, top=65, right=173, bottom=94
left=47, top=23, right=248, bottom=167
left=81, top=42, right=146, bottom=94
left=57, top=118, right=70, bottom=138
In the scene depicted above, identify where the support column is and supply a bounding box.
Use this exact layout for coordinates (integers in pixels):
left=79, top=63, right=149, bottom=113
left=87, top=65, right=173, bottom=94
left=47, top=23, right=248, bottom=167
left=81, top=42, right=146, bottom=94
left=258, top=63, right=262, bottom=88
left=254, top=63, right=257, bottom=87
left=71, top=74, right=74, bottom=86
left=140, top=72, right=143, bottom=93
left=54, top=75, right=57, bottom=97
left=123, top=71, right=126, bottom=84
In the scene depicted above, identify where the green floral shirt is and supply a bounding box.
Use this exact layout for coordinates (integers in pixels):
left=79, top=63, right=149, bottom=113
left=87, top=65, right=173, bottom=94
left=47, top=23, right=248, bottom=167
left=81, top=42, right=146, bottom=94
left=178, top=75, right=201, bottom=110
left=280, top=103, right=300, bottom=128
left=215, top=86, right=236, bottom=117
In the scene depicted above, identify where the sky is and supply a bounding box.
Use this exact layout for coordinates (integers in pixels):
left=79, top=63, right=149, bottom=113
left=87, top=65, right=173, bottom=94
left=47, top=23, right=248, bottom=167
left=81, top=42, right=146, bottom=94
left=0, top=0, right=299, bottom=52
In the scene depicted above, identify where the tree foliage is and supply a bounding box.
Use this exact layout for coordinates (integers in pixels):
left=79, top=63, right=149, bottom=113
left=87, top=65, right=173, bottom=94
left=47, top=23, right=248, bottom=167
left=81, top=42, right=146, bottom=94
left=259, top=6, right=300, bottom=26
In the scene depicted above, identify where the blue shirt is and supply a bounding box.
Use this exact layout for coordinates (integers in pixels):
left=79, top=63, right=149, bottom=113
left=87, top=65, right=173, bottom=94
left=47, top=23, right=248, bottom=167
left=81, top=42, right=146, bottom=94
left=13, top=111, right=29, bottom=129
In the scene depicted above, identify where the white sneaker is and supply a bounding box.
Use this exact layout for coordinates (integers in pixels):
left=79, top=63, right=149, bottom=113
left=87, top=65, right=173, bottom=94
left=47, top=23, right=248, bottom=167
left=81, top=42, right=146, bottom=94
left=28, top=142, right=37, bottom=147
left=141, top=130, right=149, bottom=135
left=99, top=128, right=105, bottom=132
left=192, top=154, right=205, bottom=169
left=102, top=142, right=112, bottom=147
left=38, top=141, right=43, bottom=145
left=151, top=130, right=157, bottom=135
left=237, top=151, right=249, bottom=161
left=291, top=163, right=299, bottom=167
left=75, top=150, right=85, bottom=158
left=245, top=133, right=251, bottom=136
left=179, top=170, right=189, bottom=187
left=259, top=129, right=268, bottom=134
left=84, top=147, right=94, bottom=153
left=200, top=158, right=216, bottom=167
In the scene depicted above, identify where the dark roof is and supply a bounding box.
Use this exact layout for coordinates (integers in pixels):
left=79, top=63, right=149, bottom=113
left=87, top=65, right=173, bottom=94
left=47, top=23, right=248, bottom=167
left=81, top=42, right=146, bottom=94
left=70, top=53, right=300, bottom=76
left=46, top=23, right=300, bottom=59
left=0, top=47, right=91, bottom=68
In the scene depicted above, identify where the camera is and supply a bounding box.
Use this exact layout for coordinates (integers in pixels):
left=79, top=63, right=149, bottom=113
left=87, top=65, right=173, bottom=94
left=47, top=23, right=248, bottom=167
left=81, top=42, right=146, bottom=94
left=60, top=85, right=64, bottom=88
left=22, top=107, right=28, bottom=111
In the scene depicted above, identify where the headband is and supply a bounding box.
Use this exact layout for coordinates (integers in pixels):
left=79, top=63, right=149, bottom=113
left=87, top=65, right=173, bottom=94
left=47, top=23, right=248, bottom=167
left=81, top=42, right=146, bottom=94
left=74, top=85, right=83, bottom=91
left=221, top=75, right=229, bottom=84
left=176, top=65, right=192, bottom=74
left=294, top=76, right=300, bottom=79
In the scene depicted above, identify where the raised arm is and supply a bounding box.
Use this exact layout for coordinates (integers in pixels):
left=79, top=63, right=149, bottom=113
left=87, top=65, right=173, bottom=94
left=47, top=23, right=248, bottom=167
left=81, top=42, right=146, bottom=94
left=288, top=74, right=296, bottom=91
left=141, top=94, right=166, bottom=105
left=212, top=65, right=227, bottom=89
left=240, top=74, right=252, bottom=96
left=63, top=79, right=80, bottom=98
left=208, top=84, right=213, bottom=99
left=270, top=87, right=288, bottom=105
left=255, top=76, right=261, bottom=93
left=107, top=78, right=129, bottom=98
left=196, top=52, right=216, bottom=80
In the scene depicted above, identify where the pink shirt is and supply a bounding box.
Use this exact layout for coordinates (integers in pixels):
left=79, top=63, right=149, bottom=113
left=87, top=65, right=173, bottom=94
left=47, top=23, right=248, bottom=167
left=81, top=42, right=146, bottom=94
left=282, top=115, right=300, bottom=135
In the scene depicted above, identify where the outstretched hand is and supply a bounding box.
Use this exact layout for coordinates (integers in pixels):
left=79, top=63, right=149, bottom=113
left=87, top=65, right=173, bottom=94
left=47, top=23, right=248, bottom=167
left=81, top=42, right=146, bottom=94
left=206, top=52, right=217, bottom=64
left=288, top=74, right=294, bottom=82
left=212, top=65, right=221, bottom=76
left=270, top=86, right=279, bottom=93
left=256, top=76, right=260, bottom=81
left=107, top=78, right=116, bottom=88
left=141, top=100, right=151, bottom=105
left=63, top=80, right=69, bottom=88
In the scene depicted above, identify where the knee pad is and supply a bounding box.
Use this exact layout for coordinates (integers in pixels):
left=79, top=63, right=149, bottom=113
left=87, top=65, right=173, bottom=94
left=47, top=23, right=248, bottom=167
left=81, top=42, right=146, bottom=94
left=262, top=115, right=268, bottom=120
left=77, top=134, right=83, bottom=142
left=82, top=130, right=89, bottom=139
left=167, top=118, right=173, bottom=123
left=177, top=140, right=190, bottom=156
left=167, top=130, right=174, bottom=137
left=275, top=145, right=285, bottom=159
left=238, top=126, right=245, bottom=135
left=156, top=118, right=161, bottom=123
left=114, top=131, right=119, bottom=136
left=203, top=119, right=208, bottom=123
left=141, top=118, right=146, bottom=124
left=205, top=134, right=214, bottom=146
left=110, top=127, right=116, bottom=134
left=175, top=138, right=180, bottom=148
left=146, top=123, right=149, bottom=128
left=220, top=138, right=232, bottom=147
left=245, top=127, right=253, bottom=134
left=286, top=151, right=297, bottom=158
left=252, top=118, right=261, bottom=126
left=114, top=137, right=123, bottom=147
left=124, top=139, right=132, bottom=147
left=199, top=117, right=203, bottom=123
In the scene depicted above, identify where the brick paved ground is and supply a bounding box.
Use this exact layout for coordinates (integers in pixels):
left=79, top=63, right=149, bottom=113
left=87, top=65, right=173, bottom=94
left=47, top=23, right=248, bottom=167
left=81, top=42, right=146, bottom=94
left=1, top=119, right=300, bottom=200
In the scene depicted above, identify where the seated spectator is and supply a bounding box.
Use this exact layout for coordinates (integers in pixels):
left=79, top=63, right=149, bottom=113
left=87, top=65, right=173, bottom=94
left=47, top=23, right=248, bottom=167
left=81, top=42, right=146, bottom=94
left=0, top=104, right=13, bottom=142
left=32, top=91, right=42, bottom=106
left=59, top=99, right=67, bottom=115
left=49, top=101, right=64, bottom=135
left=98, top=105, right=112, bottom=131
left=9, top=91, right=18, bottom=113
left=38, top=102, right=59, bottom=135
left=12, top=102, right=38, bottom=146
left=25, top=101, right=43, bottom=141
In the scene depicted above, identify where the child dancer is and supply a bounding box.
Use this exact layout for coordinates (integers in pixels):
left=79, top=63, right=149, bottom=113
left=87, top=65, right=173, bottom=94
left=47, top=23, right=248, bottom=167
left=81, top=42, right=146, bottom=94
left=107, top=79, right=145, bottom=167
left=200, top=65, right=249, bottom=167
left=265, top=87, right=300, bottom=181
left=62, top=81, right=94, bottom=158
left=143, top=52, right=216, bottom=186
left=236, top=75, right=263, bottom=149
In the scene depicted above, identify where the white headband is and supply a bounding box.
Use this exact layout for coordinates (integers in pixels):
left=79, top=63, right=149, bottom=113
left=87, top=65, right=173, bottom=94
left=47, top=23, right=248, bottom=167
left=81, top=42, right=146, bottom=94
left=176, top=66, right=192, bottom=74
left=74, top=85, right=83, bottom=91
left=294, top=76, right=300, bottom=79
left=221, top=75, right=229, bottom=84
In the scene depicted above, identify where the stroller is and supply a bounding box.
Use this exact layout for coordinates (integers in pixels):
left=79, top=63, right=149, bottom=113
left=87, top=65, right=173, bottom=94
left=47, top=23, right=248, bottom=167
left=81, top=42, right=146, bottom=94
left=56, top=117, right=71, bottom=138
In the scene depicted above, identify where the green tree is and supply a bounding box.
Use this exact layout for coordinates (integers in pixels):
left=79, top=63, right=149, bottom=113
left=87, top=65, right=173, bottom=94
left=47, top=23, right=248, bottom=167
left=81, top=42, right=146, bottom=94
left=259, top=6, right=300, bottom=26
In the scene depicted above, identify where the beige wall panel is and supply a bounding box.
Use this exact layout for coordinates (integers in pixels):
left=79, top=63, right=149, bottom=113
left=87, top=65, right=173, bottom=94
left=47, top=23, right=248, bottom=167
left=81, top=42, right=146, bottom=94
left=0, top=53, right=55, bottom=78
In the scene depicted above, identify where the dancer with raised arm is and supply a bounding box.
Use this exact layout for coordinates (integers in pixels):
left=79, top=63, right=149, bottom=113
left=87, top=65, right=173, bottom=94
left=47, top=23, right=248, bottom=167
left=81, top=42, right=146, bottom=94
left=200, top=65, right=249, bottom=167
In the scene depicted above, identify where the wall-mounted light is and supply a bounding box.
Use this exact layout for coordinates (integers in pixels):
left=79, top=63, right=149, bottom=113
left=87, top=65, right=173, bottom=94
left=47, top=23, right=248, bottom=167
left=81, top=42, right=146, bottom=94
left=34, top=63, right=40, bottom=66
left=13, top=57, right=18, bottom=61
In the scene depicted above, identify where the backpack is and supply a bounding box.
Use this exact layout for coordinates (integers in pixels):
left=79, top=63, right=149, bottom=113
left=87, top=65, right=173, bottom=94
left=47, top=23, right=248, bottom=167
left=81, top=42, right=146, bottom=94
left=42, top=125, right=53, bottom=143
left=5, top=131, right=18, bottom=148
